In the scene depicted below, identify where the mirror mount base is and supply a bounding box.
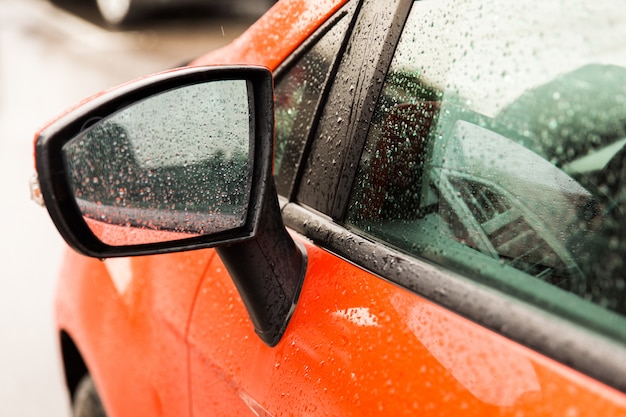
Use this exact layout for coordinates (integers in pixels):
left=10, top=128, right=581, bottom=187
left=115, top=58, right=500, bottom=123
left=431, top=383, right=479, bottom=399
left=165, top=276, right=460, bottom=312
left=216, top=179, right=307, bottom=347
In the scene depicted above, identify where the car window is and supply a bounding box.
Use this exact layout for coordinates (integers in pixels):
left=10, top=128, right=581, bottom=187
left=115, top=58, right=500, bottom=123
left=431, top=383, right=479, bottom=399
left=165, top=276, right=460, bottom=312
left=346, top=0, right=626, bottom=326
left=273, top=8, right=353, bottom=196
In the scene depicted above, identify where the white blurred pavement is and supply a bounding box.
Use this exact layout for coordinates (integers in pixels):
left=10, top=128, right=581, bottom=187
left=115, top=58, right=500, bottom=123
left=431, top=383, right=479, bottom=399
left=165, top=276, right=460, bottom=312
left=0, top=1, right=256, bottom=414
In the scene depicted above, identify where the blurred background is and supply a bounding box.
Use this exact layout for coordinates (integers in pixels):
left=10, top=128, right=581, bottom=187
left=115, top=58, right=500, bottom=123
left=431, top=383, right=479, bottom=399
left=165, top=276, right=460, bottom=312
left=0, top=0, right=269, bottom=415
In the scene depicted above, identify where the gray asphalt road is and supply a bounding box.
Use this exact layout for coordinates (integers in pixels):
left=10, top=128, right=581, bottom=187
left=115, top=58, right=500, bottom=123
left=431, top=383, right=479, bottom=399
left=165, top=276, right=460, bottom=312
left=0, top=1, right=258, bottom=415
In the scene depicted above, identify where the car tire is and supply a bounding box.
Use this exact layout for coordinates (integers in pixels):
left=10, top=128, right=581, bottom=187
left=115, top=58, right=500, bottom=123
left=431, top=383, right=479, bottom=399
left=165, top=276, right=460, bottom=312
left=73, top=374, right=107, bottom=417
left=96, top=0, right=140, bottom=27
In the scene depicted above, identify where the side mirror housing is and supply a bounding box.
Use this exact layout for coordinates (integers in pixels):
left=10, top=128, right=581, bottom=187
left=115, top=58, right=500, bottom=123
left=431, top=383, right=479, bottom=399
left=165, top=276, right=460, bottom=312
left=33, top=66, right=305, bottom=346
left=35, top=66, right=273, bottom=256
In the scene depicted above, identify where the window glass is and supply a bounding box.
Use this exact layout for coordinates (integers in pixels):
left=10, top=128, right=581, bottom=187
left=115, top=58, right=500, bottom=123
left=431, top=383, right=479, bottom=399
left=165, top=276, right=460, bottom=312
left=347, top=0, right=626, bottom=322
left=273, top=11, right=351, bottom=196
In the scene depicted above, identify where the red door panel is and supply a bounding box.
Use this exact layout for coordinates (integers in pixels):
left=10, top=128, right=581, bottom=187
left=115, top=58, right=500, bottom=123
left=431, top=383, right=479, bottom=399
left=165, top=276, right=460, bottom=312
left=188, top=234, right=626, bottom=416
left=56, top=249, right=217, bottom=416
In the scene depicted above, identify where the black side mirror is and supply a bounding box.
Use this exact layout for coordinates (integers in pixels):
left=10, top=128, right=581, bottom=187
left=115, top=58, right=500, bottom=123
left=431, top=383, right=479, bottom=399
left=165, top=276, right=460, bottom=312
left=33, top=66, right=305, bottom=346
left=34, top=66, right=273, bottom=257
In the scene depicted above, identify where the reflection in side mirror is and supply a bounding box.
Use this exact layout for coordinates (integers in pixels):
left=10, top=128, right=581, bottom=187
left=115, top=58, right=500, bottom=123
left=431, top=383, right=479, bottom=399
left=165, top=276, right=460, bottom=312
left=35, top=66, right=275, bottom=257
left=62, top=80, right=253, bottom=246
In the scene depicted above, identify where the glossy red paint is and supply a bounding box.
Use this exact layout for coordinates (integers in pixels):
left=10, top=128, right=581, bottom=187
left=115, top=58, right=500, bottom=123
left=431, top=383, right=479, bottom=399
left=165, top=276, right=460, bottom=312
left=192, top=0, right=348, bottom=71
left=56, top=249, right=216, bottom=416
left=83, top=217, right=200, bottom=245
left=188, top=238, right=626, bottom=416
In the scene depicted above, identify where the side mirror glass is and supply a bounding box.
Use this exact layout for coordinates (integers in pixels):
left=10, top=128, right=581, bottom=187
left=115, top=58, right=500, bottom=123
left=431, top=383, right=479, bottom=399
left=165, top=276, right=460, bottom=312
left=63, top=80, right=252, bottom=246
left=34, top=66, right=274, bottom=257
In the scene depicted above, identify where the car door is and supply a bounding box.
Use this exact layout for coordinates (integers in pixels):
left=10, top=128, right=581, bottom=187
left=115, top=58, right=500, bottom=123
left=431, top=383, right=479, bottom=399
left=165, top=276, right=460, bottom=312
left=185, top=3, right=361, bottom=415
left=187, top=0, right=626, bottom=416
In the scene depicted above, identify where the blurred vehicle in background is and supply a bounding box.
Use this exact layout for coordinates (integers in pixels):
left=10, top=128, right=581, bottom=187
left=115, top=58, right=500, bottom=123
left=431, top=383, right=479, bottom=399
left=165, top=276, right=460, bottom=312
left=53, top=0, right=275, bottom=27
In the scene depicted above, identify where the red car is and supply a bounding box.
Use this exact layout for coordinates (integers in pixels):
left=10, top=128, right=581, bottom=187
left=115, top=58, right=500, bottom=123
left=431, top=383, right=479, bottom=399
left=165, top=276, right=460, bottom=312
left=32, top=0, right=626, bottom=415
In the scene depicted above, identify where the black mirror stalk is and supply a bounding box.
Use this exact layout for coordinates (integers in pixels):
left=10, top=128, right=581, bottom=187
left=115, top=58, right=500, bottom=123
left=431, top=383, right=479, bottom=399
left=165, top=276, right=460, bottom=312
left=217, top=178, right=306, bottom=347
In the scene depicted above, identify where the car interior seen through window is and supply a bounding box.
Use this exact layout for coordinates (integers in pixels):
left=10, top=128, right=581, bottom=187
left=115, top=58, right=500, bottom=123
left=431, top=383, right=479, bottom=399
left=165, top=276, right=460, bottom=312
left=347, top=0, right=626, bottom=336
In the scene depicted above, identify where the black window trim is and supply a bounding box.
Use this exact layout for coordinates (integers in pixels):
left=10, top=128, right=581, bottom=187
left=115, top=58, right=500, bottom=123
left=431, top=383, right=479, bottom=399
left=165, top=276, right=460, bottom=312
left=272, top=1, right=360, bottom=201
left=294, top=0, right=412, bottom=215
left=330, top=0, right=413, bottom=221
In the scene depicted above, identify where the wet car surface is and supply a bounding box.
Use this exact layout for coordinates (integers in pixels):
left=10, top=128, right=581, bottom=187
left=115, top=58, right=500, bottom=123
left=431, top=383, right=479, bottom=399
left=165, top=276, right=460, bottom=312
left=30, top=0, right=626, bottom=415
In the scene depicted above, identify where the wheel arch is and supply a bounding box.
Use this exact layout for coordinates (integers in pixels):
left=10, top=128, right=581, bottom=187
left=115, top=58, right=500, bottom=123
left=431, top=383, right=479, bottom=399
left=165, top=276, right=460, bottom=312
left=60, top=330, right=89, bottom=402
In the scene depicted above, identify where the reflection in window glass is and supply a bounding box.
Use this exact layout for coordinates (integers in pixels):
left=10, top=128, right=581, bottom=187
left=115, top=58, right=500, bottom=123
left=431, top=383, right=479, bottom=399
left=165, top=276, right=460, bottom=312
left=273, top=11, right=351, bottom=195
left=347, top=0, right=626, bottom=324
